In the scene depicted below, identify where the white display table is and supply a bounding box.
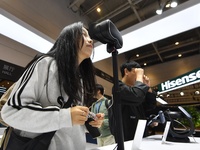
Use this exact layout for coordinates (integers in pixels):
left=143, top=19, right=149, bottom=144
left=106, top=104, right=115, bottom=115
left=89, top=135, right=200, bottom=150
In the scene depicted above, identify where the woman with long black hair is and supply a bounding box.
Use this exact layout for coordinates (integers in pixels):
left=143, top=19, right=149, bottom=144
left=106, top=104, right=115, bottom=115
left=1, top=22, right=104, bottom=150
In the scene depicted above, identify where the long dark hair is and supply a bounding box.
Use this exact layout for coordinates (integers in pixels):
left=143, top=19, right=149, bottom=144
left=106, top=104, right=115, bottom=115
left=28, top=22, right=96, bottom=106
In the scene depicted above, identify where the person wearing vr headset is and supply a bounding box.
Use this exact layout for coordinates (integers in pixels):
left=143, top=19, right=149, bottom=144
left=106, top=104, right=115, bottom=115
left=114, top=60, right=157, bottom=142
left=1, top=22, right=104, bottom=150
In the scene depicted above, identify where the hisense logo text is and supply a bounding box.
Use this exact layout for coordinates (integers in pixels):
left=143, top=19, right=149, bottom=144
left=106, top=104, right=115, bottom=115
left=161, top=70, right=200, bottom=91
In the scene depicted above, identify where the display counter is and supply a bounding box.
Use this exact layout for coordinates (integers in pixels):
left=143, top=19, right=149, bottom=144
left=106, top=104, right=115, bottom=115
left=89, top=135, right=200, bottom=150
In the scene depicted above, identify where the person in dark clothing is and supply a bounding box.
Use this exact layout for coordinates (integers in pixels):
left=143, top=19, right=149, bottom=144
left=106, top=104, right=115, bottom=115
left=114, top=61, right=157, bottom=142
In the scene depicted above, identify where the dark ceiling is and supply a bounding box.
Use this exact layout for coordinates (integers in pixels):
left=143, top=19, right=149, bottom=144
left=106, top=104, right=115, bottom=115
left=73, top=0, right=199, bottom=67
left=68, top=0, right=200, bottom=105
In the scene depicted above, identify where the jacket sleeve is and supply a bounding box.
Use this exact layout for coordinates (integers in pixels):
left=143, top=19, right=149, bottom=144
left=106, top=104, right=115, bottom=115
left=143, top=91, right=157, bottom=116
left=117, top=81, right=149, bottom=105
left=1, top=57, right=72, bottom=133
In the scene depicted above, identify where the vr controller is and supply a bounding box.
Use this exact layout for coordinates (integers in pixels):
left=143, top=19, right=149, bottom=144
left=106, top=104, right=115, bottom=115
left=87, top=112, right=98, bottom=120
left=85, top=112, right=101, bottom=138
left=147, top=110, right=166, bottom=126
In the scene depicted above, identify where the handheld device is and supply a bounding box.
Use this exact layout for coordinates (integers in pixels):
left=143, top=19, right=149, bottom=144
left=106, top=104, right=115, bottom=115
left=85, top=112, right=101, bottom=138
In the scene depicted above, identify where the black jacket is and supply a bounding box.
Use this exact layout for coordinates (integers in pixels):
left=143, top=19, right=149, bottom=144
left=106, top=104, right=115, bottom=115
left=113, top=81, right=156, bottom=141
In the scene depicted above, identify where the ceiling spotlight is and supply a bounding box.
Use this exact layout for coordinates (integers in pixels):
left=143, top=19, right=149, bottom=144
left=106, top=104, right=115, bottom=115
left=156, top=9, right=163, bottom=15
left=195, top=90, right=200, bottom=95
left=136, top=54, right=139, bottom=57
left=156, top=0, right=178, bottom=15
left=170, top=1, right=178, bottom=8
left=175, top=42, right=179, bottom=45
left=165, top=3, right=171, bottom=8
left=178, top=54, right=182, bottom=57
left=180, top=91, right=184, bottom=96
left=96, top=7, right=101, bottom=13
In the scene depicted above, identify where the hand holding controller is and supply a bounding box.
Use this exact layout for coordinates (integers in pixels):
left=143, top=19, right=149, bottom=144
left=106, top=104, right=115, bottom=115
left=85, top=112, right=101, bottom=138
left=87, top=112, right=97, bottom=120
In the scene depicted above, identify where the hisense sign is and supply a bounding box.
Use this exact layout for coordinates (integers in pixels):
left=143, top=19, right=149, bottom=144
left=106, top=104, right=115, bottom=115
left=158, top=68, right=200, bottom=94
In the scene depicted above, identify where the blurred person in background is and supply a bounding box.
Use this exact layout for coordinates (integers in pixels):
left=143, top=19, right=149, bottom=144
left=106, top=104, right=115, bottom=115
left=90, top=84, right=115, bottom=146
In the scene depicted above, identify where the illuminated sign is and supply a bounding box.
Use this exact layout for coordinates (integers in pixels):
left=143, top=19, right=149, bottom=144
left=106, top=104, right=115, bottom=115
left=158, top=68, right=200, bottom=94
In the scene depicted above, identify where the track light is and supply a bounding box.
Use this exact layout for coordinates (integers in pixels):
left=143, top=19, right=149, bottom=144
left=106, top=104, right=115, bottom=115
left=171, top=0, right=178, bottom=8
left=156, top=9, right=163, bottom=15
left=180, top=91, right=184, bottom=96
left=195, top=90, right=200, bottom=95
left=156, top=0, right=164, bottom=15
left=156, top=0, right=178, bottom=15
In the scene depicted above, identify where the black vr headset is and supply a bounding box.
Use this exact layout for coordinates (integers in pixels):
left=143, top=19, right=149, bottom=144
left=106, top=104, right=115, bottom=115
left=89, top=19, right=123, bottom=50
